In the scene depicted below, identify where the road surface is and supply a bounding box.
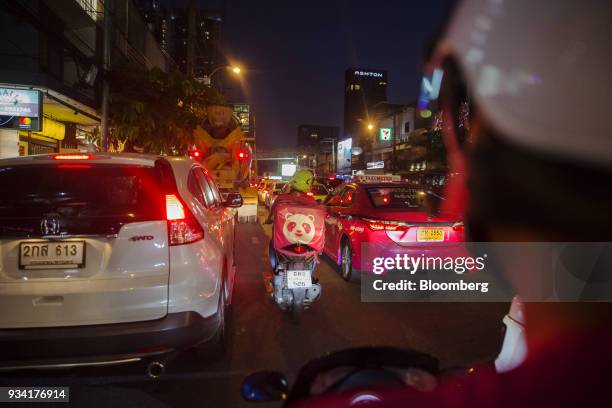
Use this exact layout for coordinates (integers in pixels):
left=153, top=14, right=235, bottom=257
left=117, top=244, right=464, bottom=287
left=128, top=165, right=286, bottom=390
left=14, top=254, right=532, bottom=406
left=0, top=208, right=508, bottom=407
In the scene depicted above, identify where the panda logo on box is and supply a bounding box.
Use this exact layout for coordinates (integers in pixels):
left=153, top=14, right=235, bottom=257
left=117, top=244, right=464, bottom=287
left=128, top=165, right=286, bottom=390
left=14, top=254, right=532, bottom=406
left=282, top=213, right=316, bottom=244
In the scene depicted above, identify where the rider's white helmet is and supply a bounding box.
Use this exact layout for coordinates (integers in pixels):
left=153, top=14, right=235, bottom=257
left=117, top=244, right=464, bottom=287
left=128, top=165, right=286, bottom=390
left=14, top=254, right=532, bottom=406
left=432, top=0, right=612, bottom=166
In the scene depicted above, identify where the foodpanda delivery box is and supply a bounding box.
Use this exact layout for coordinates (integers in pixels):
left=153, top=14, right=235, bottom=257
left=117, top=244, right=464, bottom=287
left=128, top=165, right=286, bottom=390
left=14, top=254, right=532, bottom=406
left=273, top=202, right=326, bottom=257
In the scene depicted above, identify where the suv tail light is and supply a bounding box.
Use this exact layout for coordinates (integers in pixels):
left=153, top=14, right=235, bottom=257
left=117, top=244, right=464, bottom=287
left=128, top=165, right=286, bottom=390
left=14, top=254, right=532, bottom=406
left=52, top=154, right=92, bottom=160
left=165, top=194, right=204, bottom=245
left=363, top=218, right=408, bottom=231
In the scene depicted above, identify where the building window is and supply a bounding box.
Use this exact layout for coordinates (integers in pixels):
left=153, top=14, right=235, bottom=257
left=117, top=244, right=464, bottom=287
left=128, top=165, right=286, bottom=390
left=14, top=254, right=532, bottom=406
left=404, top=122, right=411, bottom=133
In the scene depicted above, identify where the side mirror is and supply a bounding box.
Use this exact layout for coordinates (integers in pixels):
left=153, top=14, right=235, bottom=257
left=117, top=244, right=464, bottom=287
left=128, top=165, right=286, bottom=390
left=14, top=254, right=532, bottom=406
left=223, top=192, right=243, bottom=208
left=241, top=370, right=289, bottom=402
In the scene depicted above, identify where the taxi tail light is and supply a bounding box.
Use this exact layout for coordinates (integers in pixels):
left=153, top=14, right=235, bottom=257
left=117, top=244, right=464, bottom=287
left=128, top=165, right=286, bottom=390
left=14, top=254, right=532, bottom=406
left=452, top=222, right=464, bottom=232
left=363, top=218, right=408, bottom=231
left=165, top=194, right=204, bottom=245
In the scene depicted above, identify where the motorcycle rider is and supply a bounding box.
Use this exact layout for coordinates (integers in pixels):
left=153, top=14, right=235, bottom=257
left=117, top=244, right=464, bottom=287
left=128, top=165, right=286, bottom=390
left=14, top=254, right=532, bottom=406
left=265, top=169, right=317, bottom=293
left=300, top=0, right=612, bottom=406
left=269, top=169, right=316, bottom=216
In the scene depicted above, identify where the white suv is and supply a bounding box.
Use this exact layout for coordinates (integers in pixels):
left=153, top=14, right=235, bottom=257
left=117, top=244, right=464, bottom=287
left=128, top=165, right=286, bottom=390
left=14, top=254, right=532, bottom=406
left=0, top=153, right=241, bottom=370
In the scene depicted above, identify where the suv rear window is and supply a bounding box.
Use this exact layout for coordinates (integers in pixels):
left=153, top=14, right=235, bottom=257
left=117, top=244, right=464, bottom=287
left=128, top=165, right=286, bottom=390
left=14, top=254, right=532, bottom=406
left=366, top=186, right=424, bottom=209
left=0, top=164, right=164, bottom=236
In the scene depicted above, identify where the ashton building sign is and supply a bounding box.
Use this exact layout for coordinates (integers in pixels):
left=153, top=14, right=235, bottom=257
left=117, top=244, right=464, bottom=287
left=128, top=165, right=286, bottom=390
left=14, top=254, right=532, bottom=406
left=353, top=70, right=384, bottom=78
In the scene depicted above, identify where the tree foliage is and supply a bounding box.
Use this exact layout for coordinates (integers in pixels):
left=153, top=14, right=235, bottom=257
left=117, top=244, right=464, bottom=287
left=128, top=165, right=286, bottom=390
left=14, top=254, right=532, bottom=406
left=108, top=66, right=224, bottom=153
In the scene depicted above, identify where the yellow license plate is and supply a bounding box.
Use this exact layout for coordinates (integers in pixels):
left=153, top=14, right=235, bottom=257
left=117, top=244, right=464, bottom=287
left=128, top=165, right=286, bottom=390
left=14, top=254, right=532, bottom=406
left=417, top=228, right=445, bottom=242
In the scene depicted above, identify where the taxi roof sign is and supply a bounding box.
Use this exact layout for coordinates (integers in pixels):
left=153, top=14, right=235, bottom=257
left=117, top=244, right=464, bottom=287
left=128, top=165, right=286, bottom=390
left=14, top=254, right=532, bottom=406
left=354, top=174, right=402, bottom=183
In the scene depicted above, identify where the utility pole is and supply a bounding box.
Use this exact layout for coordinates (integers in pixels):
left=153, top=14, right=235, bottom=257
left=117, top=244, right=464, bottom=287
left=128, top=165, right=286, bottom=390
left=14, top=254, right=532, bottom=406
left=100, top=0, right=113, bottom=152
left=392, top=108, right=401, bottom=174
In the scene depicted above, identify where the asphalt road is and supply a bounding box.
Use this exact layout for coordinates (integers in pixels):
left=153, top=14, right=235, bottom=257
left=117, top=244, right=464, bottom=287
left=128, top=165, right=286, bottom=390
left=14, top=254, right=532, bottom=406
left=0, top=207, right=508, bottom=407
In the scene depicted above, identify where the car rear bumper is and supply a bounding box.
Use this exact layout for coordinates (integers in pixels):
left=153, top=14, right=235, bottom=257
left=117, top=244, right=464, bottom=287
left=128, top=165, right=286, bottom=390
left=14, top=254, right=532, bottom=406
left=0, top=311, right=219, bottom=370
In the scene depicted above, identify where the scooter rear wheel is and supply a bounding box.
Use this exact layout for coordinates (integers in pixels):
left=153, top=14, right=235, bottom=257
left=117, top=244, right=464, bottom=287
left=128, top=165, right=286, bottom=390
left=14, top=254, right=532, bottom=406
left=291, top=290, right=305, bottom=324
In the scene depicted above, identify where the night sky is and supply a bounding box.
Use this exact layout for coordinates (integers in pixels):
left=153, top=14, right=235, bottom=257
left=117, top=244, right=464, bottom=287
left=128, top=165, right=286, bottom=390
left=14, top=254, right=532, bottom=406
left=188, top=0, right=455, bottom=148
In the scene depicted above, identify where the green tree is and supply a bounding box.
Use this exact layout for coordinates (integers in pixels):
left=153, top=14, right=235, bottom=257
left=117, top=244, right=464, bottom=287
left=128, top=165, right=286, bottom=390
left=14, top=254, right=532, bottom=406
left=108, top=66, right=224, bottom=154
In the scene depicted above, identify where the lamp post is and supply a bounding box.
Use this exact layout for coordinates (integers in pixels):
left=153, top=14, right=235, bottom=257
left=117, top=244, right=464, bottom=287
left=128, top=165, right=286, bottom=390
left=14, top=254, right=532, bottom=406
left=198, top=65, right=242, bottom=87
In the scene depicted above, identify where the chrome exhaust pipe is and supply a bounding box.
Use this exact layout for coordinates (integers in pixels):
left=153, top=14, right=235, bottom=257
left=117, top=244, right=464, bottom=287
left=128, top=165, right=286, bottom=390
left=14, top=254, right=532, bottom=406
left=147, top=361, right=165, bottom=379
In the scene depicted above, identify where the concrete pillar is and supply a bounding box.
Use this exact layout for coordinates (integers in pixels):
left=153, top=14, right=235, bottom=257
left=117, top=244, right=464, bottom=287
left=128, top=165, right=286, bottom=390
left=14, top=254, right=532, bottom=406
left=0, top=129, right=19, bottom=159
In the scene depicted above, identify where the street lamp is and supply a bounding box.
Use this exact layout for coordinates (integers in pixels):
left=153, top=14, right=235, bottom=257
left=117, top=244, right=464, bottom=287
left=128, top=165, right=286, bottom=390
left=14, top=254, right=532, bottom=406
left=199, top=65, right=242, bottom=86
left=367, top=123, right=374, bottom=131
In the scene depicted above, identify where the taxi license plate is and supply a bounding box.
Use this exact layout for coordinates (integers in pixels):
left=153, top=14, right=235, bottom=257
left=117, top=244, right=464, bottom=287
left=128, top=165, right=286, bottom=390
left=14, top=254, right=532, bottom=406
left=286, top=270, right=312, bottom=289
left=417, top=228, right=445, bottom=242
left=19, top=241, right=85, bottom=270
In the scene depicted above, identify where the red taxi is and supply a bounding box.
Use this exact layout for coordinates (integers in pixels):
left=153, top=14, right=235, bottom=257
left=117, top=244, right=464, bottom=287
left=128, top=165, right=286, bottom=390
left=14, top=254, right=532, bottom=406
left=323, top=175, right=464, bottom=281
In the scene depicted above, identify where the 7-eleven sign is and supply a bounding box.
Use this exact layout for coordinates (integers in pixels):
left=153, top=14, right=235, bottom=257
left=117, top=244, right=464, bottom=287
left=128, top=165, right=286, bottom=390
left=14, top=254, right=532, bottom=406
left=379, top=127, right=392, bottom=141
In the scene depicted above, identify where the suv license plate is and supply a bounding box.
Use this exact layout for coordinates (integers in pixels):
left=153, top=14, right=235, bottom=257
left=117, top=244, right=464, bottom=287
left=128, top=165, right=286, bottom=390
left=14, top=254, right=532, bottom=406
left=19, top=241, right=85, bottom=269
left=286, top=270, right=312, bottom=289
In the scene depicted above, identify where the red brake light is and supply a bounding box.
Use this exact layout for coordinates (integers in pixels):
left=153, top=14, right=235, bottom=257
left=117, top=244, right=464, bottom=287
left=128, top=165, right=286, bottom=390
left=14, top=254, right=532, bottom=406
left=166, top=194, right=186, bottom=220
left=53, top=154, right=91, bottom=160
left=237, top=149, right=249, bottom=160
left=452, top=222, right=465, bottom=232
left=188, top=150, right=203, bottom=160
left=56, top=164, right=92, bottom=169
left=165, top=194, right=204, bottom=245
left=382, top=195, right=390, bottom=204
left=306, top=192, right=314, bottom=197
left=364, top=218, right=407, bottom=231
left=292, top=245, right=306, bottom=254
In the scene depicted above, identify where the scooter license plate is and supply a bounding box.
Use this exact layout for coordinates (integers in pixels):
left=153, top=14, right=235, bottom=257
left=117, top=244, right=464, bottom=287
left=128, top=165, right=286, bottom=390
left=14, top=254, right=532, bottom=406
left=286, top=270, right=312, bottom=289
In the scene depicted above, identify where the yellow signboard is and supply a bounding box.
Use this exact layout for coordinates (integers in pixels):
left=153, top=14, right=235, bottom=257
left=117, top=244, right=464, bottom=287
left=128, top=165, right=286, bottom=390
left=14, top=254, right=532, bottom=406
left=34, top=117, right=65, bottom=140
